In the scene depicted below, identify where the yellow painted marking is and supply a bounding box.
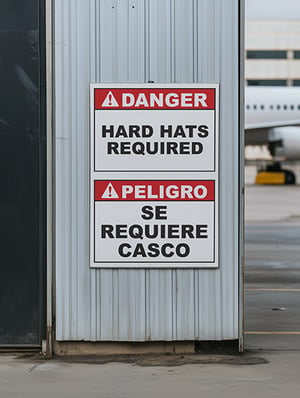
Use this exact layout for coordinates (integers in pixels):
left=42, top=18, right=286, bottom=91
left=245, top=331, right=300, bottom=335
left=245, top=288, right=300, bottom=292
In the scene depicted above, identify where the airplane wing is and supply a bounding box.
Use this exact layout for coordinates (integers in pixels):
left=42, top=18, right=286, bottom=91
left=245, top=126, right=269, bottom=146
left=245, top=121, right=300, bottom=146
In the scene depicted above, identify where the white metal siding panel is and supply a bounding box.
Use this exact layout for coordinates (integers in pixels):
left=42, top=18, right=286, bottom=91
left=147, top=270, right=174, bottom=340
left=146, top=0, right=173, bottom=82
left=173, top=0, right=195, bottom=82
left=55, top=0, right=241, bottom=341
left=55, top=0, right=92, bottom=340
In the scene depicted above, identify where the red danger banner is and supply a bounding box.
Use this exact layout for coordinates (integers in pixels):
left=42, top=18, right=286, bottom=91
left=94, top=88, right=215, bottom=110
left=94, top=180, right=215, bottom=201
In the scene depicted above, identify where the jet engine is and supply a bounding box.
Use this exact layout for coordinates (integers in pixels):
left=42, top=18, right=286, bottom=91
left=268, top=127, right=300, bottom=161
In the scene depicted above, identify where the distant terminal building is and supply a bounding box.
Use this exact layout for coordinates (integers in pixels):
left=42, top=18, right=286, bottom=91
left=245, top=2, right=300, bottom=161
left=246, top=1, right=300, bottom=86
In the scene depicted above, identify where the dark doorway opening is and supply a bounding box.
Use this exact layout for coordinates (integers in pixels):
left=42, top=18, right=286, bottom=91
left=0, top=0, right=46, bottom=345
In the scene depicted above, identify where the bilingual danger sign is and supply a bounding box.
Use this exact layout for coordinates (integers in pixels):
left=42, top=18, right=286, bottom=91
left=92, top=86, right=218, bottom=172
left=90, top=84, right=219, bottom=268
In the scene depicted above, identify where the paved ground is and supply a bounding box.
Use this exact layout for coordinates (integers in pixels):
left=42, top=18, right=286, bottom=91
left=245, top=165, right=300, bottom=351
left=1, top=165, right=300, bottom=397
left=0, top=351, right=299, bottom=398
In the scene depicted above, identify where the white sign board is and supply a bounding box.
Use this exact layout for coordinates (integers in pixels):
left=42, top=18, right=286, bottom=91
left=90, top=84, right=219, bottom=268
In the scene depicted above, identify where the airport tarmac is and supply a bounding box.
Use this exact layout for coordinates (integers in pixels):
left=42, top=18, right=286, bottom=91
left=245, top=165, right=300, bottom=350
left=0, top=165, right=299, bottom=397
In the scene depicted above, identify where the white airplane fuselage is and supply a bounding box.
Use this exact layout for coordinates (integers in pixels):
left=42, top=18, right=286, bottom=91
left=246, top=86, right=300, bottom=129
left=245, top=86, right=300, bottom=160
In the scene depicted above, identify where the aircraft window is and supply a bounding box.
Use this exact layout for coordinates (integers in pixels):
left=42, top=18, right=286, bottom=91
left=247, top=79, right=287, bottom=86
left=270, top=105, right=274, bottom=110
left=253, top=105, right=257, bottom=110
left=277, top=105, right=281, bottom=110
left=246, top=104, right=250, bottom=110
left=298, top=105, right=300, bottom=110
left=291, top=105, right=294, bottom=110
left=283, top=105, right=287, bottom=110
left=246, top=50, right=287, bottom=59
left=260, top=105, right=264, bottom=110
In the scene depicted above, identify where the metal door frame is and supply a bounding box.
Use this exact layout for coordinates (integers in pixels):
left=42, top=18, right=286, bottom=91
left=45, top=0, right=53, bottom=357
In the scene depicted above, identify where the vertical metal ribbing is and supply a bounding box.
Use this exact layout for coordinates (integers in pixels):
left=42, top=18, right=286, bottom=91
left=55, top=0, right=242, bottom=342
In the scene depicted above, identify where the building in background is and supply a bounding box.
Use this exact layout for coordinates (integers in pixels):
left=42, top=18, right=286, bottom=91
left=246, top=0, right=300, bottom=86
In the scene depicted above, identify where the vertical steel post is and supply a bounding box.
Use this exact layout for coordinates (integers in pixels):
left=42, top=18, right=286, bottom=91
left=239, top=0, right=246, bottom=352
left=46, top=0, right=53, bottom=358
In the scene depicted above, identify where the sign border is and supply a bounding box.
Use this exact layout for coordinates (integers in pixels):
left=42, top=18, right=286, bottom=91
left=90, top=83, right=219, bottom=269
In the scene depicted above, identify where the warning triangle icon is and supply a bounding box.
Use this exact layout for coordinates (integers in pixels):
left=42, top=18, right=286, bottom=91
left=101, top=183, right=119, bottom=199
left=101, top=91, right=119, bottom=107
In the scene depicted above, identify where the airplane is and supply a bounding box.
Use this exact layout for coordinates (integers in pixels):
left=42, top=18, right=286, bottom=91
left=245, top=86, right=300, bottom=184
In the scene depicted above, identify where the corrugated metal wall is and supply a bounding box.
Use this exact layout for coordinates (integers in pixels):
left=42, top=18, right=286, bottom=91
left=55, top=0, right=243, bottom=341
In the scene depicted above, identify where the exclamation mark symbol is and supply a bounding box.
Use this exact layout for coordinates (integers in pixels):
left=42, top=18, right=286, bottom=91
left=101, top=183, right=119, bottom=199
left=108, top=184, right=113, bottom=198
left=102, top=91, right=118, bottom=107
